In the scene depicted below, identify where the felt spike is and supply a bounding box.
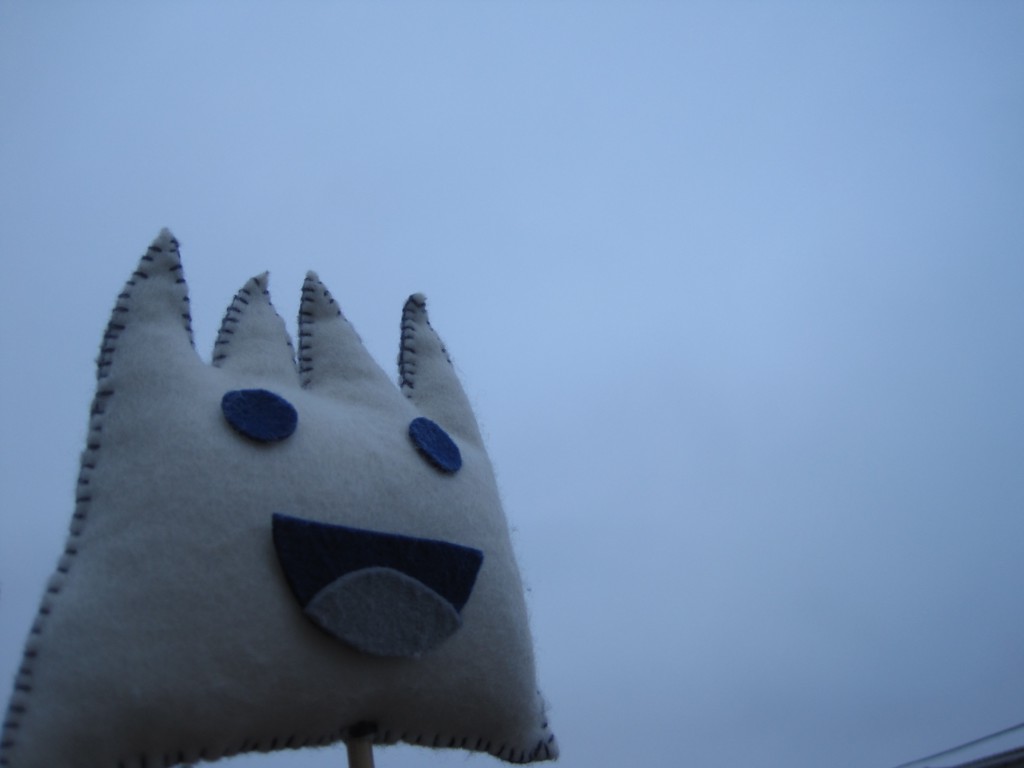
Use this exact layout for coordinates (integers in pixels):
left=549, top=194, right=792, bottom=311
left=298, top=273, right=397, bottom=402
left=398, top=294, right=482, bottom=445
left=212, top=273, right=299, bottom=384
left=96, top=228, right=198, bottom=382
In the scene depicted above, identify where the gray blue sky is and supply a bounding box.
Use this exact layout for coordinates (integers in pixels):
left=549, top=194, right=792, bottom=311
left=2, top=3, right=1023, bottom=767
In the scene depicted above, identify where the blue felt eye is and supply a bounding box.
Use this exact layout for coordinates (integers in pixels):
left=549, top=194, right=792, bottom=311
left=408, top=417, right=461, bottom=473
left=222, top=389, right=298, bottom=443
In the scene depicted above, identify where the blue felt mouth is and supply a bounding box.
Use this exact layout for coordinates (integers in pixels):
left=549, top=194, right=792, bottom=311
left=272, top=513, right=483, bottom=658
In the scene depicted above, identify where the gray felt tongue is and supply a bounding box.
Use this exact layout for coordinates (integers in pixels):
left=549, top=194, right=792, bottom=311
left=305, top=567, right=462, bottom=658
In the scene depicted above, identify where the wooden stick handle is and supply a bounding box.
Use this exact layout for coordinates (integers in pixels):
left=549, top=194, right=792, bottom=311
left=346, top=738, right=375, bottom=768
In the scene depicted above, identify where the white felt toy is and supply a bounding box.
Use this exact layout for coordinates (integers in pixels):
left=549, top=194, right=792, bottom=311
left=0, top=230, right=557, bottom=767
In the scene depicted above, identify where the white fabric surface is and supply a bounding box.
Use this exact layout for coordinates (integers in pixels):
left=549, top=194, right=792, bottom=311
left=0, top=230, right=556, bottom=768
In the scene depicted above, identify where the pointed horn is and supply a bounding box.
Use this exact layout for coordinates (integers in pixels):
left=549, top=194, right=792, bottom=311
left=94, top=228, right=198, bottom=392
left=212, top=273, right=298, bottom=385
left=398, top=294, right=482, bottom=444
left=298, top=273, right=398, bottom=404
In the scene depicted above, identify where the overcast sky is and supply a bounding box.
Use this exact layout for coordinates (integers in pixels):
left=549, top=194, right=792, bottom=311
left=2, top=3, right=1024, bottom=768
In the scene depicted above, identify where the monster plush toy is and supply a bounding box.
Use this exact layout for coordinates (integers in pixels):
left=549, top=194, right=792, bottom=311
left=0, top=230, right=557, bottom=767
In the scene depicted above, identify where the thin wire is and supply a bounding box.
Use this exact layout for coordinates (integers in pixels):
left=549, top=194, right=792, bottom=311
left=892, top=720, right=1024, bottom=768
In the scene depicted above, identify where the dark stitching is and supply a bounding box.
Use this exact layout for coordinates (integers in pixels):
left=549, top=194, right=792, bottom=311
left=399, top=313, right=417, bottom=391
left=298, top=277, right=317, bottom=385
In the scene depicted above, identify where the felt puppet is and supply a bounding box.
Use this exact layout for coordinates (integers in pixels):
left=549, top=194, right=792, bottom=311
left=0, top=230, right=557, bottom=767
